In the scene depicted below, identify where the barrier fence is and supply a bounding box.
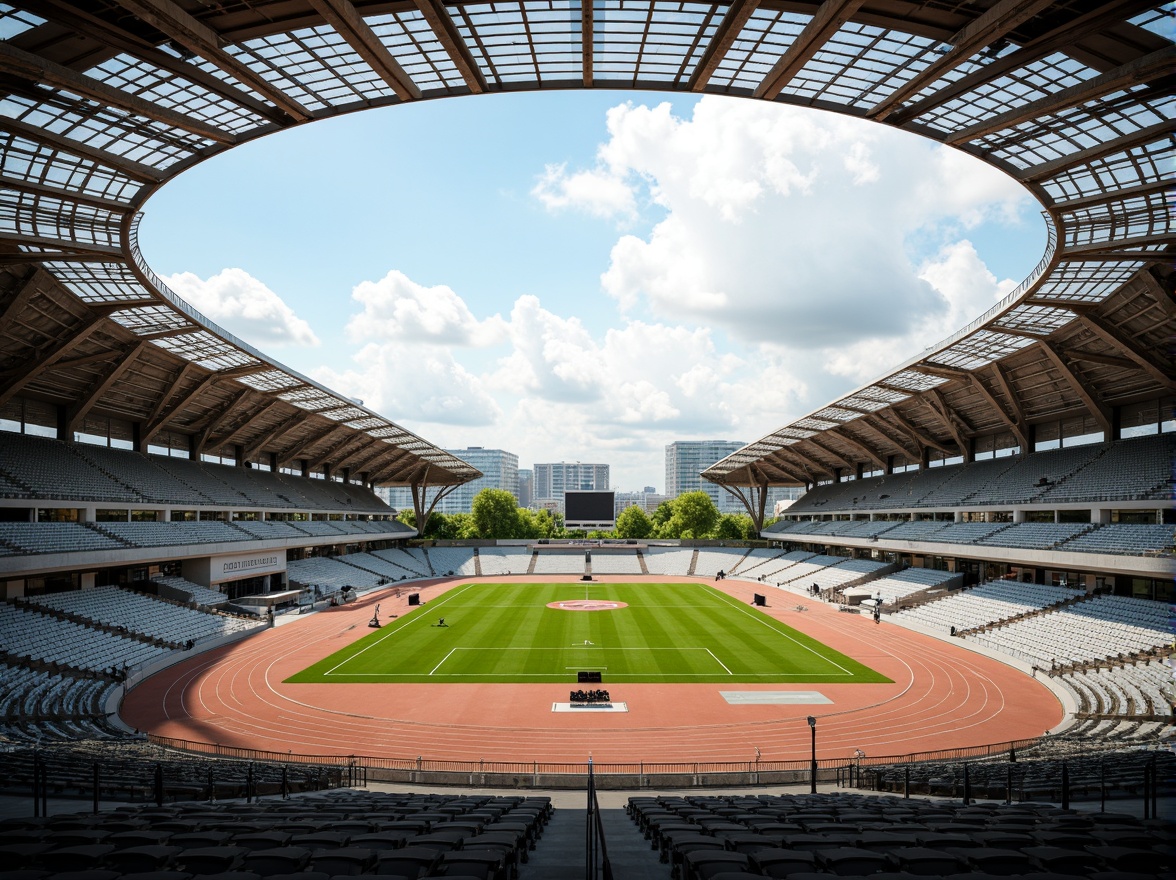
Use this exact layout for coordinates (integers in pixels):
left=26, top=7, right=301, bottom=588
left=147, top=732, right=1045, bottom=781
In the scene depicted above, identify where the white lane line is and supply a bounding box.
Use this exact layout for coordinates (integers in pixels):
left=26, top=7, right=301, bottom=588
left=325, top=582, right=478, bottom=676
left=709, top=587, right=854, bottom=676
left=430, top=648, right=458, bottom=676
left=706, top=648, right=734, bottom=675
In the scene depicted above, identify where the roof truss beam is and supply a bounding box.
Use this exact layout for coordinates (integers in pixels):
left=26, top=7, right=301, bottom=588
left=111, top=0, right=312, bottom=123
left=0, top=173, right=130, bottom=213
left=139, top=362, right=203, bottom=446
left=307, top=0, right=420, bottom=101
left=275, top=423, right=347, bottom=468
left=0, top=313, right=105, bottom=411
left=777, top=447, right=833, bottom=481
left=581, top=0, right=593, bottom=87
left=1019, top=120, right=1171, bottom=184
left=0, top=232, right=123, bottom=258
left=1059, top=347, right=1136, bottom=370
left=345, top=445, right=391, bottom=480
left=0, top=267, right=49, bottom=327
left=369, top=448, right=415, bottom=485
left=2, top=117, right=161, bottom=184
left=1038, top=341, right=1113, bottom=437
left=856, top=417, right=919, bottom=461
left=18, top=0, right=289, bottom=125
left=970, top=372, right=1028, bottom=450
left=869, top=0, right=1054, bottom=122
left=754, top=0, right=865, bottom=100
left=883, top=408, right=953, bottom=456
left=946, top=46, right=1175, bottom=146
left=831, top=428, right=888, bottom=471
left=65, top=340, right=148, bottom=435
left=989, top=361, right=1030, bottom=452
left=687, top=0, right=760, bottom=91
left=1078, top=313, right=1175, bottom=389
left=413, top=0, right=486, bottom=93
left=805, top=437, right=855, bottom=472
left=306, top=431, right=367, bottom=472
left=208, top=399, right=282, bottom=450
left=926, top=389, right=972, bottom=458
left=194, top=389, right=252, bottom=456
left=242, top=411, right=309, bottom=461
left=889, top=0, right=1157, bottom=126
left=0, top=41, right=234, bottom=144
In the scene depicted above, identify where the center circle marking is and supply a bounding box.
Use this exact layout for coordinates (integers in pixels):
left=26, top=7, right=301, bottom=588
left=547, top=600, right=628, bottom=611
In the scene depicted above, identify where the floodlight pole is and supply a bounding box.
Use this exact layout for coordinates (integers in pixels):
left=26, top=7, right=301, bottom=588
left=807, top=715, right=817, bottom=794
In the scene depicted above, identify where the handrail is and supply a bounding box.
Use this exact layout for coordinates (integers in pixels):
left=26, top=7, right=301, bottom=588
left=147, top=732, right=1045, bottom=776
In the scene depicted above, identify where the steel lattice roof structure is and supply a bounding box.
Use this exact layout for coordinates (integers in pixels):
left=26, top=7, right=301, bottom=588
left=0, top=1, right=1172, bottom=500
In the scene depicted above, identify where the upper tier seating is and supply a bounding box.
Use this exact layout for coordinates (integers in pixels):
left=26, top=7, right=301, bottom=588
left=0, top=522, right=126, bottom=556
left=785, top=433, right=1173, bottom=513
left=27, top=586, right=263, bottom=645
left=767, top=518, right=1174, bottom=557
left=1041, top=433, right=1174, bottom=503
left=978, top=522, right=1093, bottom=550
left=0, top=432, right=136, bottom=502
left=1059, top=523, right=1175, bottom=556
left=97, top=520, right=252, bottom=547
left=0, top=430, right=394, bottom=512
left=226, top=519, right=308, bottom=540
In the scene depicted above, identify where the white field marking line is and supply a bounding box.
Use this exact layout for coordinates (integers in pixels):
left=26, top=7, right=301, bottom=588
left=705, top=648, right=734, bottom=675
left=429, top=648, right=458, bottom=676
left=566, top=667, right=608, bottom=670
left=324, top=582, right=479, bottom=676
left=708, top=587, right=855, bottom=676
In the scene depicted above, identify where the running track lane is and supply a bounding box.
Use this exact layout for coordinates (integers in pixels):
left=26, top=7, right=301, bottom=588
left=120, top=577, right=1062, bottom=764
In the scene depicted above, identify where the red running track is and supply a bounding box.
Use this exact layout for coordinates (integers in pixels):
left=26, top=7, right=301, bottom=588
left=121, top=577, right=1063, bottom=765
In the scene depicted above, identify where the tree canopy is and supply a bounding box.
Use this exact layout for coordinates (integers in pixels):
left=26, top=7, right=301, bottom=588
left=614, top=505, right=653, bottom=539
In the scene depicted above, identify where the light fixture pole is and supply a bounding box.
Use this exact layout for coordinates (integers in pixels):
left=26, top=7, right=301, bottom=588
left=807, top=715, right=817, bottom=794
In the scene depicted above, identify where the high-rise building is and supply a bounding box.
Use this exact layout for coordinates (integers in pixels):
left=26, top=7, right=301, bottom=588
left=665, top=440, right=796, bottom=515
left=380, top=447, right=518, bottom=515
left=517, top=468, right=533, bottom=509
left=533, top=462, right=609, bottom=511
left=614, top=491, right=668, bottom=516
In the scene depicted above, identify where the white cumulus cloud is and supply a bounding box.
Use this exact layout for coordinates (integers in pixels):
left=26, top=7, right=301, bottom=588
left=163, top=268, right=319, bottom=347
left=544, top=97, right=1035, bottom=353
left=347, top=269, right=507, bottom=346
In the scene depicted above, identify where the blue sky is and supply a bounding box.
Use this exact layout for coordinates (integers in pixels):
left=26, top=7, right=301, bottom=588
left=139, top=91, right=1046, bottom=491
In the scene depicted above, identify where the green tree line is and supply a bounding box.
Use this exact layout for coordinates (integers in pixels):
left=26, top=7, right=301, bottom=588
left=396, top=488, right=775, bottom=541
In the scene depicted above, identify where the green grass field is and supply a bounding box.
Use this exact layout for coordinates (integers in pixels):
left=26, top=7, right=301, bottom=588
left=286, top=582, right=890, bottom=685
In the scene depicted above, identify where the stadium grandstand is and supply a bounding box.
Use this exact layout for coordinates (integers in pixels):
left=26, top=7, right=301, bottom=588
left=0, top=1, right=1172, bottom=874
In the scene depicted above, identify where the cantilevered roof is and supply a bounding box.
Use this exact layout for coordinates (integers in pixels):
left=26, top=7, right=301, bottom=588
left=0, top=1, right=1172, bottom=491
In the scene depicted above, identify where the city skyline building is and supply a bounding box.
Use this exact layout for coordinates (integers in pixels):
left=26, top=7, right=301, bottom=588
left=380, top=447, right=519, bottom=515
left=533, top=461, right=610, bottom=510
left=517, top=468, right=533, bottom=509
left=665, top=440, right=799, bottom=515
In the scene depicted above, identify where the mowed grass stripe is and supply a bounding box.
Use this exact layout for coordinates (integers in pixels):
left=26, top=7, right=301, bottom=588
left=285, top=582, right=891, bottom=684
